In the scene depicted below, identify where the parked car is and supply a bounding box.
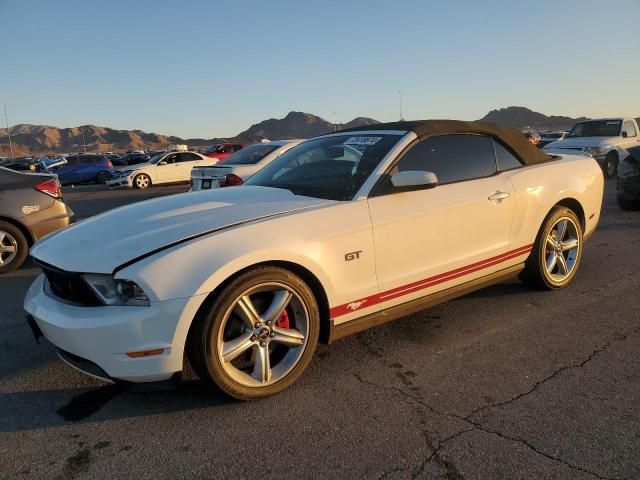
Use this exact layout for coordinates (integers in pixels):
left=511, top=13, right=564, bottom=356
left=3, top=157, right=39, bottom=172
left=39, top=154, right=114, bottom=185
left=107, top=151, right=217, bottom=189
left=523, top=131, right=541, bottom=145
left=111, top=152, right=150, bottom=167
left=0, top=167, right=74, bottom=273
left=191, top=140, right=305, bottom=191
left=544, top=118, right=640, bottom=178
left=616, top=145, right=640, bottom=210
left=25, top=120, right=603, bottom=400
left=201, top=143, right=244, bottom=161
left=538, top=131, right=568, bottom=148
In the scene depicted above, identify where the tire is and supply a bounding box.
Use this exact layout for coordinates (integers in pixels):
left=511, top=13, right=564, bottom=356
left=617, top=193, right=639, bottom=211
left=0, top=221, right=29, bottom=274
left=133, top=173, right=151, bottom=189
left=96, top=171, right=110, bottom=184
left=519, top=206, right=583, bottom=290
left=604, top=152, right=618, bottom=179
left=188, top=266, right=320, bottom=400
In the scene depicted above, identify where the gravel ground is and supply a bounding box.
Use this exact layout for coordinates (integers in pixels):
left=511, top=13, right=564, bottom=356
left=1, top=180, right=638, bottom=480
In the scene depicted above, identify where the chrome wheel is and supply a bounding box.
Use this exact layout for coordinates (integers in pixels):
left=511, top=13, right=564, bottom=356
left=134, top=174, right=150, bottom=189
left=216, top=282, right=309, bottom=388
left=544, top=217, right=580, bottom=282
left=0, top=230, right=18, bottom=266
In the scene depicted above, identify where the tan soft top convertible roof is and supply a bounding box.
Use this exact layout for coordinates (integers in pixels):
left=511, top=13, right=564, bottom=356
left=337, top=119, right=552, bottom=165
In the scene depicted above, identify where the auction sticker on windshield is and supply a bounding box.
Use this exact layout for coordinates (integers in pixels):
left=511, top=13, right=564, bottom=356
left=343, top=136, right=382, bottom=146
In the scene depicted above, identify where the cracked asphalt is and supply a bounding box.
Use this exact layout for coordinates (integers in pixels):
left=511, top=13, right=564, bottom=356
left=1, top=180, right=639, bottom=480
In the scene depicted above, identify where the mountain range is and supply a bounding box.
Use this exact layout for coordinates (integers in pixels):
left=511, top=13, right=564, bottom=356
left=0, top=107, right=624, bottom=157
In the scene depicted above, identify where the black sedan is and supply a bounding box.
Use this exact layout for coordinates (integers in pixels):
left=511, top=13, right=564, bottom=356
left=617, top=145, right=640, bottom=210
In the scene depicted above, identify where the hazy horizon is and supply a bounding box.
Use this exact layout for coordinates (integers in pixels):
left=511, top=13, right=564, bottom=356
left=2, top=0, right=639, bottom=137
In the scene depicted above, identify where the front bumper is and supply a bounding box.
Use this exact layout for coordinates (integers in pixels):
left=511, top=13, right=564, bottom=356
left=106, top=175, right=133, bottom=189
left=24, top=274, right=200, bottom=382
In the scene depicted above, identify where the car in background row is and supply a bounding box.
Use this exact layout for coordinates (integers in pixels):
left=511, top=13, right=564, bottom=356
left=191, top=140, right=305, bottom=191
left=544, top=118, right=640, bottom=178
left=617, top=145, right=640, bottom=210
left=39, top=154, right=114, bottom=185
left=2, top=157, right=40, bottom=171
left=107, top=151, right=216, bottom=189
left=112, top=152, right=150, bottom=167
left=201, top=143, right=244, bottom=161
left=0, top=167, right=74, bottom=273
left=538, top=131, right=568, bottom=148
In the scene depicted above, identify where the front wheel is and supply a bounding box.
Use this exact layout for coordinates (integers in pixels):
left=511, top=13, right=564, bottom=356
left=604, top=152, right=618, bottom=179
left=188, top=266, right=320, bottom=400
left=519, top=206, right=583, bottom=290
left=133, top=173, right=151, bottom=189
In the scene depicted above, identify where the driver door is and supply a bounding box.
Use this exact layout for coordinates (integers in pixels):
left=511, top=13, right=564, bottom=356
left=367, top=134, right=517, bottom=312
left=154, top=153, right=181, bottom=183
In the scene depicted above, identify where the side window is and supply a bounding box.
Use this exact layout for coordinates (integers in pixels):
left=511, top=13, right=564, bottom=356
left=163, top=154, right=178, bottom=164
left=391, top=134, right=497, bottom=185
left=493, top=140, right=523, bottom=171
left=623, top=121, right=637, bottom=137
left=178, top=152, right=199, bottom=162
left=65, top=156, right=79, bottom=166
left=78, top=155, right=95, bottom=165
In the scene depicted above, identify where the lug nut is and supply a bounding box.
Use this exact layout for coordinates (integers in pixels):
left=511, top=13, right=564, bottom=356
left=254, top=323, right=261, bottom=329
left=266, top=320, right=272, bottom=326
left=260, top=341, right=266, bottom=347
left=270, top=331, right=275, bottom=338
left=250, top=335, right=256, bottom=341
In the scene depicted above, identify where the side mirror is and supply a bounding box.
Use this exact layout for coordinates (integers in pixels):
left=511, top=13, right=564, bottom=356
left=158, top=161, right=167, bottom=166
left=390, top=171, right=438, bottom=191
left=622, top=131, right=628, bottom=138
left=327, top=145, right=345, bottom=159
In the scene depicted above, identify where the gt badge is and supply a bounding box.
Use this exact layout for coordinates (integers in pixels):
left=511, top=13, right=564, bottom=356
left=344, top=250, right=362, bottom=261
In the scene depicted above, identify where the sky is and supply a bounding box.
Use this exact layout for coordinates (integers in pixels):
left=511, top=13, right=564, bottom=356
left=1, top=0, right=639, bottom=138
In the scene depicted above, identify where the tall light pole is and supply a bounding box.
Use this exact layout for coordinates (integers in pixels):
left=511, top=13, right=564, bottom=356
left=81, top=124, right=87, bottom=153
left=3, top=104, right=14, bottom=157
left=398, top=90, right=404, bottom=121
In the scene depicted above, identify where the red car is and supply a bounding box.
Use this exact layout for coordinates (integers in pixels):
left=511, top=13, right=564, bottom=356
left=201, top=143, right=244, bottom=162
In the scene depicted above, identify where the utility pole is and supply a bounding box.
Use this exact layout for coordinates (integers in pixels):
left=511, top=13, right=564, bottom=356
left=333, top=112, right=337, bottom=132
left=3, top=104, right=14, bottom=157
left=81, top=124, right=87, bottom=153
left=398, top=90, right=404, bottom=121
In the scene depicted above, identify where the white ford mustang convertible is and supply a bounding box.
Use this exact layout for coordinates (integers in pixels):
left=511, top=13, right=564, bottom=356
left=25, top=120, right=604, bottom=399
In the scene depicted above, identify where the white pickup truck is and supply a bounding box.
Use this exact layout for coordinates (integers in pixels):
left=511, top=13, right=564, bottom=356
left=544, top=118, right=640, bottom=177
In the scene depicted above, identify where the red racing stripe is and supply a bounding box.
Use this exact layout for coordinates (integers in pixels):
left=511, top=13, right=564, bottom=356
left=329, top=244, right=533, bottom=318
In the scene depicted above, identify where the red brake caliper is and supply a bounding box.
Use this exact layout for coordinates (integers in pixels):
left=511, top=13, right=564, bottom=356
left=275, top=309, right=291, bottom=329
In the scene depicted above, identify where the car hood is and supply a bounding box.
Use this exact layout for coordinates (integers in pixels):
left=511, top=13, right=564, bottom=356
left=31, top=186, right=332, bottom=273
left=546, top=137, right=619, bottom=149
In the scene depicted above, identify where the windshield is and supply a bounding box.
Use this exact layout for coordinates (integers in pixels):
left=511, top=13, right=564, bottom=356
left=203, top=144, right=222, bottom=154
left=543, top=133, right=563, bottom=139
left=246, top=134, right=402, bottom=200
left=568, top=120, right=621, bottom=138
left=223, top=143, right=280, bottom=165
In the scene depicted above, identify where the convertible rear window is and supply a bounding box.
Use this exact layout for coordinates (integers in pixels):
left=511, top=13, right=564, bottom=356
left=246, top=134, right=402, bottom=200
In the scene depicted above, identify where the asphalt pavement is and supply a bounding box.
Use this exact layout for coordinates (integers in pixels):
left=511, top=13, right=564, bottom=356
left=1, top=181, right=639, bottom=480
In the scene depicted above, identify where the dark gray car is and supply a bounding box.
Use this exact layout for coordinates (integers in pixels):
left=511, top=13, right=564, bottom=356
left=0, top=167, right=74, bottom=273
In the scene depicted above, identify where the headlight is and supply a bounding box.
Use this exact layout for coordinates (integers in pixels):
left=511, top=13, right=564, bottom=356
left=83, top=274, right=150, bottom=306
left=584, top=147, right=606, bottom=155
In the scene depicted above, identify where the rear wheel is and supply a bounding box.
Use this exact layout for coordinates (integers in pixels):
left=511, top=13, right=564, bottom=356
left=133, top=173, right=151, bottom=189
left=617, top=193, right=639, bottom=211
left=188, top=266, right=319, bottom=400
left=97, top=171, right=110, bottom=184
left=0, top=221, right=29, bottom=274
left=604, top=152, right=618, bottom=178
left=519, top=206, right=583, bottom=290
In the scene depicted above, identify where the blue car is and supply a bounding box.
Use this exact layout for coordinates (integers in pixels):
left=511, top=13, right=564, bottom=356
left=40, top=154, right=114, bottom=185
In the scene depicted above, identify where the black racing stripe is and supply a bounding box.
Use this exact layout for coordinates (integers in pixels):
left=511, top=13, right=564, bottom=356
left=112, top=208, right=310, bottom=274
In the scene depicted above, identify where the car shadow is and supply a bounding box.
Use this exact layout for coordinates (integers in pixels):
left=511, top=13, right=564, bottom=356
left=0, top=379, right=236, bottom=433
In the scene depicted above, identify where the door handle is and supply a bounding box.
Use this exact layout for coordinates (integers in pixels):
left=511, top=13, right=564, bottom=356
left=488, top=191, right=511, bottom=202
